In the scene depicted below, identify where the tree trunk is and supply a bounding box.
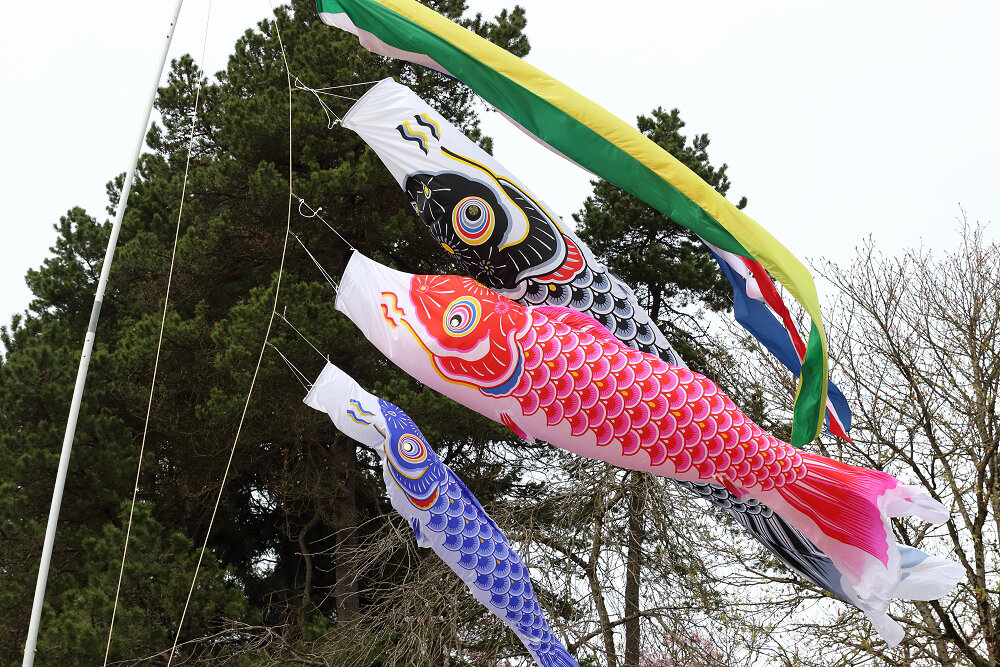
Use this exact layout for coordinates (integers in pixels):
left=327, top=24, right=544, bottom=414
left=297, top=513, right=321, bottom=628
left=332, top=437, right=360, bottom=622
left=624, top=471, right=646, bottom=667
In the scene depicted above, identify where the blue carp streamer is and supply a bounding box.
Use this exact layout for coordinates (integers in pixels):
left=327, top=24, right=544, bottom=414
left=305, top=363, right=578, bottom=667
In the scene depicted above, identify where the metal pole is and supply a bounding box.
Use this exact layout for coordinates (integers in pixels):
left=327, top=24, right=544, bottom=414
left=22, top=1, right=185, bottom=663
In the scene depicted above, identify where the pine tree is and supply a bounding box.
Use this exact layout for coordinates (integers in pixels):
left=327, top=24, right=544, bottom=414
left=1, top=2, right=534, bottom=663
left=574, top=107, right=742, bottom=369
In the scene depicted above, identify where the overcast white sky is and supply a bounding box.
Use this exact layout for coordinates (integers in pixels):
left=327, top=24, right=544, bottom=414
left=2, top=0, right=997, bottom=332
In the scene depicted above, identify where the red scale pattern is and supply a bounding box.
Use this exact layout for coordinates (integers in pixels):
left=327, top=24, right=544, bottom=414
left=513, top=309, right=807, bottom=491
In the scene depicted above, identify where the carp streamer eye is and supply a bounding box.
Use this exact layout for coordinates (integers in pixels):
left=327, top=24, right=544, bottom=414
left=443, top=297, right=480, bottom=337
left=452, top=196, right=494, bottom=245
left=397, top=433, right=427, bottom=464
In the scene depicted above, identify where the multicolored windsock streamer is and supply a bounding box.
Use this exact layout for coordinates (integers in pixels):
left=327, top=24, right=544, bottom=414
left=703, top=240, right=853, bottom=440
left=338, top=77, right=866, bottom=618
left=304, top=363, right=580, bottom=667
left=316, top=0, right=829, bottom=445
left=334, top=252, right=962, bottom=643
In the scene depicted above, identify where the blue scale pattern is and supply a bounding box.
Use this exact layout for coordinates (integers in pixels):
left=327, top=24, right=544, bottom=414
left=377, top=399, right=579, bottom=667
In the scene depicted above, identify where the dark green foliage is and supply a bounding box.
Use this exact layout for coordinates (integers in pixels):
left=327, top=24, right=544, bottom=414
left=0, top=2, right=533, bottom=664
left=38, top=502, right=247, bottom=666
left=0, top=3, right=754, bottom=665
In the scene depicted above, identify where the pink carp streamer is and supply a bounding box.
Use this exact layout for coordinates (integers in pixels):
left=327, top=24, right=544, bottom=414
left=337, top=252, right=958, bottom=615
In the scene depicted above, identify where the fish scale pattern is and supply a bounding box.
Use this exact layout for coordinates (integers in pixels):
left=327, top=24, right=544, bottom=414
left=514, top=252, right=672, bottom=364
left=398, top=166, right=849, bottom=594
left=421, top=473, right=575, bottom=665
left=511, top=307, right=806, bottom=490
left=377, top=399, right=579, bottom=667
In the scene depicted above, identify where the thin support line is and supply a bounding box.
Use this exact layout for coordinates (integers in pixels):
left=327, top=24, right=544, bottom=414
left=294, top=76, right=357, bottom=101
left=102, top=1, right=211, bottom=664
left=166, top=3, right=294, bottom=663
left=291, top=232, right=340, bottom=292
left=293, top=193, right=357, bottom=251
left=267, top=341, right=312, bottom=391
left=274, top=307, right=329, bottom=363
left=293, top=77, right=381, bottom=129
left=309, top=79, right=383, bottom=90
left=294, top=77, right=344, bottom=128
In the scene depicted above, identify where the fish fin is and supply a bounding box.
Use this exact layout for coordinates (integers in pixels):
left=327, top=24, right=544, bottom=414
left=836, top=545, right=963, bottom=648
left=893, top=546, right=965, bottom=600
left=533, top=235, right=586, bottom=283
left=719, top=475, right=750, bottom=499
left=410, top=517, right=431, bottom=548
left=767, top=451, right=950, bottom=605
left=499, top=412, right=535, bottom=444
left=533, top=305, right=620, bottom=345
left=536, top=645, right=581, bottom=667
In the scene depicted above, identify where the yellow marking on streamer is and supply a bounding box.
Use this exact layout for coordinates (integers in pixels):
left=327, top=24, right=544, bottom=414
left=400, top=120, right=429, bottom=150
left=417, top=112, right=441, bottom=138
left=496, top=174, right=568, bottom=235
left=349, top=398, right=376, bottom=417
left=346, top=410, right=371, bottom=426
left=381, top=291, right=405, bottom=317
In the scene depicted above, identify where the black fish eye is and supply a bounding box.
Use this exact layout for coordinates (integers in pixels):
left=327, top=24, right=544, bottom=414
left=464, top=204, right=482, bottom=220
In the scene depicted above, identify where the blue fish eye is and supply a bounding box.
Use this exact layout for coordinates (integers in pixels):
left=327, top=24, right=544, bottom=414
left=396, top=433, right=427, bottom=464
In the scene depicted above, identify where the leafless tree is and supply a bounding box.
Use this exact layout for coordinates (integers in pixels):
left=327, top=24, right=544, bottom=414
left=715, top=219, right=999, bottom=666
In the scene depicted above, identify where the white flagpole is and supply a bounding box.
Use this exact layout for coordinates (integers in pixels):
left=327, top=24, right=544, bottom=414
left=22, top=1, right=185, bottom=664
